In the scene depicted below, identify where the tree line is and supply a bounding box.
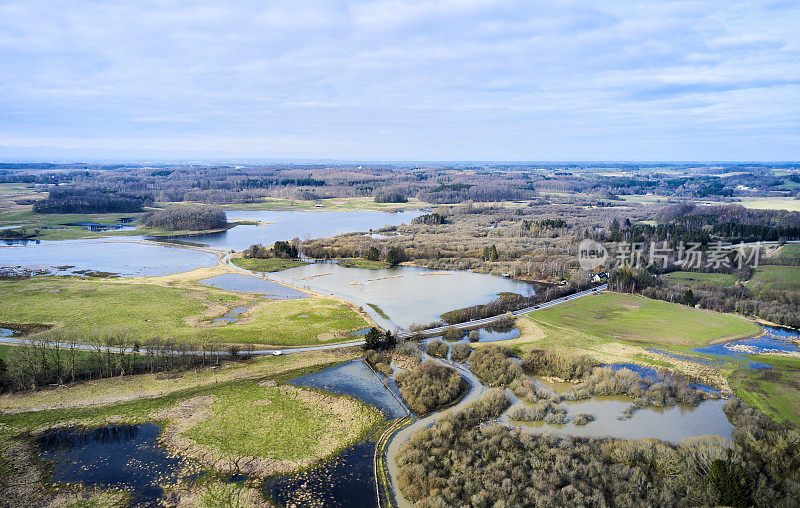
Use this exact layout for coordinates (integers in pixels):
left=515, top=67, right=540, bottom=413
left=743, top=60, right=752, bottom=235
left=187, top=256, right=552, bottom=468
left=33, top=187, right=152, bottom=214
left=0, top=329, right=247, bottom=392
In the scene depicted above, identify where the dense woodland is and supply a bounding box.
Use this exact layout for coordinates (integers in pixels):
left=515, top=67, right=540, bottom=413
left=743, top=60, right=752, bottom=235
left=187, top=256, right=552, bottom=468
left=32, top=187, right=151, bottom=214
left=140, top=206, right=227, bottom=231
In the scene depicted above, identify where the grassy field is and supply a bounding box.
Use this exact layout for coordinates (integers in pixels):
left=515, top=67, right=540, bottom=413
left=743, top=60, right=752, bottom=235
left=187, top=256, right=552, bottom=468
left=0, top=352, right=379, bottom=477
left=336, top=258, right=391, bottom=269
left=367, top=303, right=390, bottom=320
left=662, top=271, right=739, bottom=288
left=231, top=257, right=307, bottom=272
left=182, top=378, right=381, bottom=465
left=0, top=277, right=368, bottom=346
left=0, top=349, right=357, bottom=415
left=729, top=355, right=800, bottom=427
left=525, top=292, right=760, bottom=348
left=774, top=244, right=800, bottom=258
left=747, top=266, right=800, bottom=292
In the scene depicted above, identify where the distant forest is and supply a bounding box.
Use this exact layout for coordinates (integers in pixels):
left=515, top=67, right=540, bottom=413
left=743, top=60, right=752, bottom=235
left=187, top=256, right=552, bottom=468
left=4, top=161, right=798, bottom=209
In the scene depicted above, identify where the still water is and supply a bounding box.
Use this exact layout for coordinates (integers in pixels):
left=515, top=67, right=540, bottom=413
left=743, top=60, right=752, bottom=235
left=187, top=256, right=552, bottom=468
left=37, top=423, right=187, bottom=506
left=163, top=210, right=422, bottom=251
left=200, top=273, right=307, bottom=299
left=264, top=360, right=406, bottom=507
left=504, top=395, right=733, bottom=443
left=264, top=262, right=535, bottom=329
left=0, top=238, right=219, bottom=277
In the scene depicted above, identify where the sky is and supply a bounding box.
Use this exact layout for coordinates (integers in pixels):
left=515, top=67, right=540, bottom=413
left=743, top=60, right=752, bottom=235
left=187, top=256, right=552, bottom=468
left=0, top=0, right=799, bottom=161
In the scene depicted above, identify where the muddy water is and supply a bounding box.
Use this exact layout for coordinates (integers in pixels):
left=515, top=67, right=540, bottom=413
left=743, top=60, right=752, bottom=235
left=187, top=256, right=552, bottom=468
left=503, top=395, right=733, bottom=443
left=37, top=423, right=187, bottom=506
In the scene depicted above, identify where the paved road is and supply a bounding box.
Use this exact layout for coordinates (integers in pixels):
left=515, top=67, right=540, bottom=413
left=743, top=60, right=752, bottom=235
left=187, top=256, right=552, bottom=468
left=397, top=284, right=607, bottom=340
left=0, top=285, right=606, bottom=356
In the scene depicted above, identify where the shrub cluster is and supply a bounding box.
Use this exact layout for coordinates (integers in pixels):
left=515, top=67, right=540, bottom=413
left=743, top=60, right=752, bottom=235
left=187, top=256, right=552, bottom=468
left=469, top=346, right=523, bottom=386
left=395, top=361, right=468, bottom=415
left=397, top=393, right=800, bottom=507
left=425, top=339, right=448, bottom=358
left=449, top=343, right=472, bottom=362
left=521, top=349, right=598, bottom=380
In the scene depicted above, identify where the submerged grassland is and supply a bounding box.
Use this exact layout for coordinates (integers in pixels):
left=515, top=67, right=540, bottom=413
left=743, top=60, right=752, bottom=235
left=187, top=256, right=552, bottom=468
left=0, top=276, right=368, bottom=346
left=0, top=350, right=380, bottom=502
left=728, top=355, right=800, bottom=427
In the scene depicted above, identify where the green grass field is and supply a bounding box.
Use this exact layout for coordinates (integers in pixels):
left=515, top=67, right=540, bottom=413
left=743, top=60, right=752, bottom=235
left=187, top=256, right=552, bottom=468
left=0, top=354, right=378, bottom=472
left=728, top=355, right=800, bottom=427
left=183, top=379, right=381, bottom=464
left=231, top=257, right=307, bottom=272
left=774, top=244, right=800, bottom=258
left=526, top=292, right=760, bottom=348
left=367, top=303, right=390, bottom=320
left=0, top=278, right=367, bottom=346
left=663, top=271, right=739, bottom=288
left=337, top=259, right=391, bottom=270
left=747, top=266, right=800, bottom=292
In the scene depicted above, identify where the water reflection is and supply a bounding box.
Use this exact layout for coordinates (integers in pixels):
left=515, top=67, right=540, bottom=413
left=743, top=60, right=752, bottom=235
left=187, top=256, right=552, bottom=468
left=0, top=238, right=218, bottom=277
left=263, top=360, right=406, bottom=507
left=504, top=395, right=733, bottom=443
left=265, top=262, right=535, bottom=329
left=37, top=423, right=186, bottom=506
left=163, top=210, right=422, bottom=251
left=200, top=273, right=307, bottom=299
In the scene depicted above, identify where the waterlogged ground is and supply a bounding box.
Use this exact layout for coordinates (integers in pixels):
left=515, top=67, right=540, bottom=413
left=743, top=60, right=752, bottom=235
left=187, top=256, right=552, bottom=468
left=37, top=423, right=190, bottom=506
left=502, top=392, right=733, bottom=443
left=264, top=359, right=406, bottom=507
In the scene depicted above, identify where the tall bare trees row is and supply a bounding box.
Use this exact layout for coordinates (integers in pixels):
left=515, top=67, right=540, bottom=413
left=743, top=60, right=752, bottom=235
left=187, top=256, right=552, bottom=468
left=1, top=329, right=234, bottom=392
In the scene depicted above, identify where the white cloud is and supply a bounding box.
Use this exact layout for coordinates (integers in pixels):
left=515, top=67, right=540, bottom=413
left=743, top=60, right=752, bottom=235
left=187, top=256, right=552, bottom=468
left=0, top=0, right=798, bottom=159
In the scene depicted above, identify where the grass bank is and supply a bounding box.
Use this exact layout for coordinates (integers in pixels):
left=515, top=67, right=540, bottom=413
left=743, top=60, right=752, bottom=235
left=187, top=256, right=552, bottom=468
left=525, top=292, right=760, bottom=348
left=336, top=258, right=391, bottom=270
left=728, top=355, right=800, bottom=427
left=231, top=257, right=307, bottom=272
left=747, top=265, right=800, bottom=292
left=0, top=277, right=368, bottom=346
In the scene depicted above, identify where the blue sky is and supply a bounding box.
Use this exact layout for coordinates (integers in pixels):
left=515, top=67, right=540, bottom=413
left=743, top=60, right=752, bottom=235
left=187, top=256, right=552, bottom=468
left=0, top=0, right=798, bottom=161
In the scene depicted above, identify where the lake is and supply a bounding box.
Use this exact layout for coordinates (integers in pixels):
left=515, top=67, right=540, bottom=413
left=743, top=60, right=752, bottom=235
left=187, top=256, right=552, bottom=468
left=157, top=209, right=422, bottom=251
left=263, top=261, right=535, bottom=330
left=0, top=238, right=219, bottom=277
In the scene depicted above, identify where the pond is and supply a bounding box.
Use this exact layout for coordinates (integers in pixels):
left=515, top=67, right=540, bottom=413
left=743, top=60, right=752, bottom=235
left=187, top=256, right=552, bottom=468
left=288, top=359, right=406, bottom=419
left=37, top=423, right=188, bottom=506
left=200, top=273, right=307, bottom=299
left=263, top=262, right=535, bottom=330
left=212, top=305, right=250, bottom=323
left=263, top=359, right=406, bottom=507
left=159, top=210, right=422, bottom=251
left=503, top=394, right=733, bottom=443
left=693, top=325, right=800, bottom=360
left=0, top=238, right=219, bottom=277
